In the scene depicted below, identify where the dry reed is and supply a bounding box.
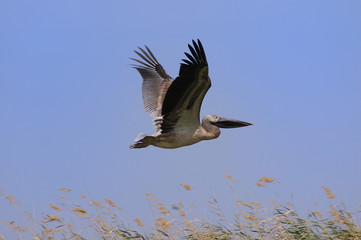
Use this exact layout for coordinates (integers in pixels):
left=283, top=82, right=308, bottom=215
left=1, top=178, right=360, bottom=240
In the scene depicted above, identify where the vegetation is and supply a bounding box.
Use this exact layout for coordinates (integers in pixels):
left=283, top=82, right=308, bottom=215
left=1, top=176, right=360, bottom=240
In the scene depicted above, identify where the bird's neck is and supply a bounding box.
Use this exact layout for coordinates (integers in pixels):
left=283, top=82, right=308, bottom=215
left=199, top=120, right=221, bottom=140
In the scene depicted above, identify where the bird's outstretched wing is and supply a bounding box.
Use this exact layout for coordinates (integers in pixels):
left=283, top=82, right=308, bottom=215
left=131, top=46, right=173, bottom=119
left=160, top=39, right=211, bottom=133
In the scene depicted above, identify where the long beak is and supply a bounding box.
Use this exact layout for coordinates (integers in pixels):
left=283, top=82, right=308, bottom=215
left=211, top=117, right=253, bottom=128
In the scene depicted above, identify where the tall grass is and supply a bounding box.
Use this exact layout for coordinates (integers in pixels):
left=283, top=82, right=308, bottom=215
left=1, top=176, right=360, bottom=239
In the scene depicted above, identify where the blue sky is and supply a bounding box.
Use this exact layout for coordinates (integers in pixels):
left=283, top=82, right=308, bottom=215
left=1, top=0, right=361, bottom=236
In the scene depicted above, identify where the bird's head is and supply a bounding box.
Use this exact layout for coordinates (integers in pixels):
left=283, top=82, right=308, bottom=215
left=206, top=115, right=253, bottom=128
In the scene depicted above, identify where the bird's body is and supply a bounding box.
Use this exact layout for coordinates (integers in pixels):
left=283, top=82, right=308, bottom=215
left=138, top=116, right=221, bottom=149
left=130, top=40, right=251, bottom=149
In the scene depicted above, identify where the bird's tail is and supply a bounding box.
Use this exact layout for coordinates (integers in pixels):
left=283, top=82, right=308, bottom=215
left=129, top=133, right=156, bottom=149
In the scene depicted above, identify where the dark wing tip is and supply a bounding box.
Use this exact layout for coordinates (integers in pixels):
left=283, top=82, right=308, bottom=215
left=181, top=39, right=208, bottom=66
left=131, top=45, right=172, bottom=80
left=197, top=39, right=207, bottom=63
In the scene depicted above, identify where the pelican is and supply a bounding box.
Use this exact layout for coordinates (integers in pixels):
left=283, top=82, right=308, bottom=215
left=130, top=39, right=252, bottom=149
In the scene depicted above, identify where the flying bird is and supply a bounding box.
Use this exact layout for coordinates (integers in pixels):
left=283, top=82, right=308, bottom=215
left=130, top=39, right=252, bottom=149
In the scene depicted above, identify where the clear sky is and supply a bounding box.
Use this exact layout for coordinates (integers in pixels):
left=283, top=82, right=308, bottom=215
left=1, top=0, right=361, bottom=237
